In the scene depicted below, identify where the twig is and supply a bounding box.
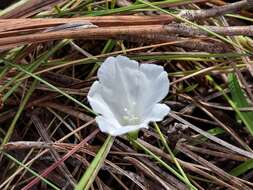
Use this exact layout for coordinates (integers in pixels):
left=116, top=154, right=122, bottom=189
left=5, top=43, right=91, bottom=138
left=168, top=111, right=253, bottom=159
left=183, top=144, right=248, bottom=161
left=0, top=15, right=173, bottom=32
left=178, top=143, right=251, bottom=190
left=164, top=23, right=253, bottom=37
left=31, top=109, right=76, bottom=187
left=180, top=0, right=253, bottom=20
left=1, top=23, right=253, bottom=49
left=125, top=157, right=172, bottom=190
left=138, top=139, right=240, bottom=190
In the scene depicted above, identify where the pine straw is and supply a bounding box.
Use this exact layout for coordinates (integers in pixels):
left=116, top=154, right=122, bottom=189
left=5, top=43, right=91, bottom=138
left=0, top=0, right=253, bottom=189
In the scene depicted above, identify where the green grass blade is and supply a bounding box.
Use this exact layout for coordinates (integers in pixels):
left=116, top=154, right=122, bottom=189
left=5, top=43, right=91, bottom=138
left=230, top=159, right=253, bottom=176
left=0, top=66, right=8, bottom=79
left=1, top=58, right=95, bottom=115
left=75, top=135, right=114, bottom=190
left=153, top=122, right=194, bottom=190
left=133, top=139, right=198, bottom=190
left=88, top=39, right=116, bottom=77
left=228, top=73, right=253, bottom=136
left=0, top=40, right=69, bottom=100
left=87, top=0, right=186, bottom=16
left=1, top=151, right=60, bottom=190
left=1, top=80, right=38, bottom=146
left=207, top=75, right=253, bottom=137
left=137, top=0, right=252, bottom=55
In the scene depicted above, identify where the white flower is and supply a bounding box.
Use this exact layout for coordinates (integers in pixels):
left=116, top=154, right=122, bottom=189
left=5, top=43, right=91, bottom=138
left=87, top=55, right=170, bottom=136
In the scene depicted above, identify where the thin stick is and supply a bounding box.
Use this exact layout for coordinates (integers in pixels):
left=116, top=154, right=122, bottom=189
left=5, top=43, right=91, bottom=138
left=168, top=111, right=253, bottom=158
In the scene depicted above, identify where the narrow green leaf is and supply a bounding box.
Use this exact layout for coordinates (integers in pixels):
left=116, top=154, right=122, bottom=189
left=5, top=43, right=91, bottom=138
left=87, top=0, right=186, bottom=16
left=88, top=39, right=116, bottom=78
left=228, top=73, right=253, bottom=136
left=75, top=135, right=114, bottom=190
left=1, top=80, right=38, bottom=146
left=230, top=159, right=253, bottom=176
left=153, top=122, right=195, bottom=190
left=133, top=139, right=198, bottom=190
left=1, top=58, right=95, bottom=115
left=137, top=0, right=252, bottom=55
left=207, top=75, right=253, bottom=137
left=0, top=40, right=69, bottom=101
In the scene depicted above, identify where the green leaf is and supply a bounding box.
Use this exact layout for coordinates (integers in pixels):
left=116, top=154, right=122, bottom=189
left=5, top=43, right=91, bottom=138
left=228, top=73, right=253, bottom=136
left=75, top=135, right=114, bottom=190
left=230, top=159, right=253, bottom=176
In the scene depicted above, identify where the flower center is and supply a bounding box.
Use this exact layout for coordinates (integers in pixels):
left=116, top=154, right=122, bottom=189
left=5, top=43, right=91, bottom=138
left=122, top=101, right=140, bottom=125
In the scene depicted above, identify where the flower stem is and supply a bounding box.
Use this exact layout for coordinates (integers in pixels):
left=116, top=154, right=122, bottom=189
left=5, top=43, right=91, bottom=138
left=127, top=130, right=139, bottom=150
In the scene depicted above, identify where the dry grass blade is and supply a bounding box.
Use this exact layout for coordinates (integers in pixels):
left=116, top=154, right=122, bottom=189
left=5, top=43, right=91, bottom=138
left=177, top=143, right=252, bottom=190
left=169, top=112, right=253, bottom=158
left=0, top=15, right=173, bottom=32
left=125, top=156, right=173, bottom=190
left=20, top=130, right=99, bottom=190
left=0, top=0, right=66, bottom=18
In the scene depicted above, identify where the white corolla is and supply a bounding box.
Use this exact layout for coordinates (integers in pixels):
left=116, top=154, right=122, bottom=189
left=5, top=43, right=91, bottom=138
left=88, top=55, right=170, bottom=136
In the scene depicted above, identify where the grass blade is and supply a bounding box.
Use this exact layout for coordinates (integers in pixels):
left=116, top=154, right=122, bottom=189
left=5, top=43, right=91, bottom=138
left=1, top=80, right=38, bottom=146
left=1, top=58, right=95, bottom=115
left=1, top=152, right=60, bottom=190
left=133, top=139, right=198, bottom=190
left=228, top=73, right=253, bottom=136
left=153, top=122, right=194, bottom=189
left=75, top=135, right=114, bottom=190
left=230, top=159, right=253, bottom=176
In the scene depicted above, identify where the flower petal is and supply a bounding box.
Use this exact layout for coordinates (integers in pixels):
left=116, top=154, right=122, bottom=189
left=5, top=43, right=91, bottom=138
left=87, top=81, right=115, bottom=118
left=96, top=55, right=146, bottom=122
left=140, top=63, right=169, bottom=104
left=96, top=116, right=149, bottom=136
left=146, top=103, right=170, bottom=122
left=137, top=64, right=170, bottom=118
left=98, top=55, right=139, bottom=88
